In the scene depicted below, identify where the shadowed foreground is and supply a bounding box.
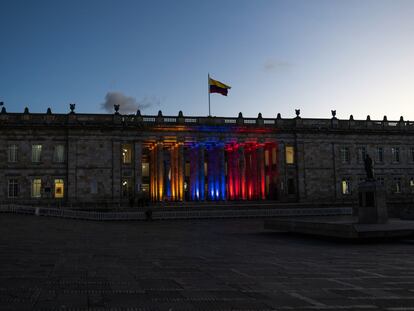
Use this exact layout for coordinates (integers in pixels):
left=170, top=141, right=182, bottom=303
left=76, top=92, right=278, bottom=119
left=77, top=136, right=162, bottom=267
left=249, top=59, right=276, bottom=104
left=1, top=214, right=414, bottom=310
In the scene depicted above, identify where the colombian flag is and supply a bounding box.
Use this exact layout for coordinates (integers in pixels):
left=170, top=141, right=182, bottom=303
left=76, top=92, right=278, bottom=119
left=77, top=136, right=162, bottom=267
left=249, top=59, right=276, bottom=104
left=209, top=77, right=231, bottom=96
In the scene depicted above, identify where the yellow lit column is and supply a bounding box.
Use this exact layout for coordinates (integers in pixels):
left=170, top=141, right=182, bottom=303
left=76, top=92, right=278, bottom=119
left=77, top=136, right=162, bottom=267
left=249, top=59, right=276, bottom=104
left=178, top=143, right=185, bottom=201
left=157, top=142, right=164, bottom=201
left=150, top=147, right=155, bottom=201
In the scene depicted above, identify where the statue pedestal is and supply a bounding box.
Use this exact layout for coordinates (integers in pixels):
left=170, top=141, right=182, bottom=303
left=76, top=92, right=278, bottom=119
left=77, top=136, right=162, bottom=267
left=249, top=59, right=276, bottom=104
left=358, top=181, right=388, bottom=224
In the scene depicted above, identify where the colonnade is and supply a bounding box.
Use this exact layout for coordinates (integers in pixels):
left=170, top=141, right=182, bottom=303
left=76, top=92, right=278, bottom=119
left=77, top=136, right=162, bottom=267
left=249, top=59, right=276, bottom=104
left=149, top=141, right=278, bottom=202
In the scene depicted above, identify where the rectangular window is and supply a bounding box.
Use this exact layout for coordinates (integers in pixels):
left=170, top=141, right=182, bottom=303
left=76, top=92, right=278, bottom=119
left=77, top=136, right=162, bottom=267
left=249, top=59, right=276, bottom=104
left=410, top=178, right=414, bottom=193
left=285, top=146, right=294, bottom=164
left=394, top=178, right=402, bottom=194
left=90, top=179, right=98, bottom=194
left=54, top=179, right=64, bottom=198
left=122, top=178, right=132, bottom=197
left=411, top=147, right=414, bottom=162
left=142, top=162, right=150, bottom=177
left=31, top=178, right=42, bottom=198
left=265, top=149, right=269, bottom=167
left=340, top=147, right=350, bottom=163
left=272, top=147, right=277, bottom=165
left=53, top=145, right=65, bottom=163
left=32, top=144, right=42, bottom=162
left=377, top=177, right=385, bottom=186
left=376, top=147, right=383, bottom=163
left=121, top=144, right=132, bottom=164
left=392, top=147, right=400, bottom=162
left=357, top=147, right=366, bottom=163
left=341, top=179, right=351, bottom=195
left=7, top=144, right=18, bottom=162
left=8, top=179, right=19, bottom=198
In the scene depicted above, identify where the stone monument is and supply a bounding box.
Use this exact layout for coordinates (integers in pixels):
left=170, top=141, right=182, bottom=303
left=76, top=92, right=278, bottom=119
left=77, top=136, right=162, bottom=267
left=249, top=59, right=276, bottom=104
left=358, top=154, right=388, bottom=224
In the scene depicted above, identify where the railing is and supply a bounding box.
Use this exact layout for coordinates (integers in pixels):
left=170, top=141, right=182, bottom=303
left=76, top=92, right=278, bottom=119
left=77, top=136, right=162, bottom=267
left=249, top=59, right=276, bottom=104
left=0, top=204, right=352, bottom=221
left=1, top=111, right=413, bottom=132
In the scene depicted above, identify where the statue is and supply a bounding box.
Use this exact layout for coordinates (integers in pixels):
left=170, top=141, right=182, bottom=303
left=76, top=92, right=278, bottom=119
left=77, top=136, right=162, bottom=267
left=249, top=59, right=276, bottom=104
left=364, top=154, right=374, bottom=180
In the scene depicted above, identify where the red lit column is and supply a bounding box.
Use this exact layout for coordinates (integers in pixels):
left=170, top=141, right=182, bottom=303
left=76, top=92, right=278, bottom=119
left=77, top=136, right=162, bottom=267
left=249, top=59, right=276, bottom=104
left=239, top=146, right=246, bottom=200
left=258, top=145, right=266, bottom=200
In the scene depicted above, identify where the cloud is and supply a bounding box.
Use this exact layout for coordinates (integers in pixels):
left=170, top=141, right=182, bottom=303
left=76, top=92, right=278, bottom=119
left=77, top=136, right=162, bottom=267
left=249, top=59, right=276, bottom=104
left=100, top=92, right=158, bottom=114
left=263, top=59, right=292, bottom=73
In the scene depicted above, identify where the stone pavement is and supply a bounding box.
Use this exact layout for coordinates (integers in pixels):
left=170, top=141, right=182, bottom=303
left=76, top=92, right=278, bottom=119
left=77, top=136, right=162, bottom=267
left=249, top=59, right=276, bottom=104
left=1, top=214, right=414, bottom=310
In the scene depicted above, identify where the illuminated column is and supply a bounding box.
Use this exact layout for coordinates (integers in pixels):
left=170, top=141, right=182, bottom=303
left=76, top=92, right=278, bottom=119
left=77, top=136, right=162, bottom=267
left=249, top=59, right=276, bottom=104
left=245, top=147, right=252, bottom=200
left=218, top=145, right=226, bottom=200
left=157, top=142, right=164, bottom=201
left=239, top=146, right=246, bottom=200
left=258, top=146, right=266, bottom=199
left=250, top=147, right=257, bottom=200
left=169, top=146, right=175, bottom=201
left=150, top=147, right=156, bottom=201
left=178, top=143, right=184, bottom=201
left=227, top=148, right=233, bottom=200
left=198, top=145, right=205, bottom=201
left=190, top=147, right=197, bottom=200
left=207, top=147, right=214, bottom=200
left=233, top=146, right=240, bottom=199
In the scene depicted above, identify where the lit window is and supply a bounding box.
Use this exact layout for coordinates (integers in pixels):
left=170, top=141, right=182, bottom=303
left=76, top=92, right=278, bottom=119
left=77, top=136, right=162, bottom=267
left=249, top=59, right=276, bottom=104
left=54, top=179, right=64, bottom=198
left=285, top=146, right=294, bottom=164
left=272, top=147, right=277, bottom=165
left=394, top=178, right=402, bottom=194
left=341, top=179, right=351, bottom=195
left=53, top=145, right=65, bottom=163
left=410, top=178, right=414, bottom=193
left=122, top=178, right=132, bottom=197
left=340, top=147, right=350, bottom=163
left=357, top=147, right=366, bottom=163
left=7, top=145, right=18, bottom=162
left=32, top=144, right=42, bottom=162
left=122, top=144, right=132, bottom=164
left=392, top=147, right=400, bottom=162
left=8, top=179, right=19, bottom=198
left=376, top=147, right=383, bottom=163
left=142, top=163, right=150, bottom=177
left=31, top=179, right=42, bottom=198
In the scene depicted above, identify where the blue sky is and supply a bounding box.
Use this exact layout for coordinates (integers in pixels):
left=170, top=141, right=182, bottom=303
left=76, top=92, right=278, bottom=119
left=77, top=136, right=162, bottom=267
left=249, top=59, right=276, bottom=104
left=1, top=0, right=414, bottom=120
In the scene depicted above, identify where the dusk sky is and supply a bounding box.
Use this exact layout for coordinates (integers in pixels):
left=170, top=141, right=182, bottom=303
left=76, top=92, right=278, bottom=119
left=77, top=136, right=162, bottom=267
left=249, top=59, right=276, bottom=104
left=1, top=0, right=414, bottom=120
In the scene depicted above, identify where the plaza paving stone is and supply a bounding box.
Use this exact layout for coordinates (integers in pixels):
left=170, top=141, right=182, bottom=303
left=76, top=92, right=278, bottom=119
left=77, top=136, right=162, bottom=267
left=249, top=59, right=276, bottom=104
left=1, top=214, right=414, bottom=310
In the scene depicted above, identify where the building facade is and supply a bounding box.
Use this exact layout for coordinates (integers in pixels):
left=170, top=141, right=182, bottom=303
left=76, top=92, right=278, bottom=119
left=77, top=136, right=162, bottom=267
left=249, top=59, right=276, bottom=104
left=1, top=106, right=414, bottom=206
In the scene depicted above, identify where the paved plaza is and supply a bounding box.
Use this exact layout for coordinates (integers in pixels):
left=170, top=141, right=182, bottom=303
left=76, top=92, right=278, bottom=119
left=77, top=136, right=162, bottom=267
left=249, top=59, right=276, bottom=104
left=1, top=214, right=414, bottom=310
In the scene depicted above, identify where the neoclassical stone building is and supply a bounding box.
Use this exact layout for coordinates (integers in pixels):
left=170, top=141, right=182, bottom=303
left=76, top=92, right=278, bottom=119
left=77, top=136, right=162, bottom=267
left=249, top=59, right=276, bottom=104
left=1, top=105, right=414, bottom=207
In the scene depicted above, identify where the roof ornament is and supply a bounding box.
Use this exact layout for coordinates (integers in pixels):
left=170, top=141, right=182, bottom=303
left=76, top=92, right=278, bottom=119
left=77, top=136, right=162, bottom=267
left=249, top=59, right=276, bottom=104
left=114, top=104, right=120, bottom=115
left=295, top=109, right=300, bottom=118
left=69, top=103, right=76, bottom=114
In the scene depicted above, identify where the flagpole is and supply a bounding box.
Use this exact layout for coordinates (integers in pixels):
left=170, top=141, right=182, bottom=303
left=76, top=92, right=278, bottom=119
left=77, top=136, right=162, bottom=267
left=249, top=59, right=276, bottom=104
left=208, top=73, right=211, bottom=116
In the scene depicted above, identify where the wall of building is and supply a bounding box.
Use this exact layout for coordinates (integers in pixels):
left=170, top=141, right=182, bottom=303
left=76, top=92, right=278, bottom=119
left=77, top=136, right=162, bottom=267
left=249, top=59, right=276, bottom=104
left=1, top=110, right=414, bottom=207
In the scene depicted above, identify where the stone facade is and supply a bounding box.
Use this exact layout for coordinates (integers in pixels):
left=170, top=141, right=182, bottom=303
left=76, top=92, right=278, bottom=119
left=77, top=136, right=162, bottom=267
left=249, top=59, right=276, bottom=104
left=1, top=107, right=414, bottom=207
